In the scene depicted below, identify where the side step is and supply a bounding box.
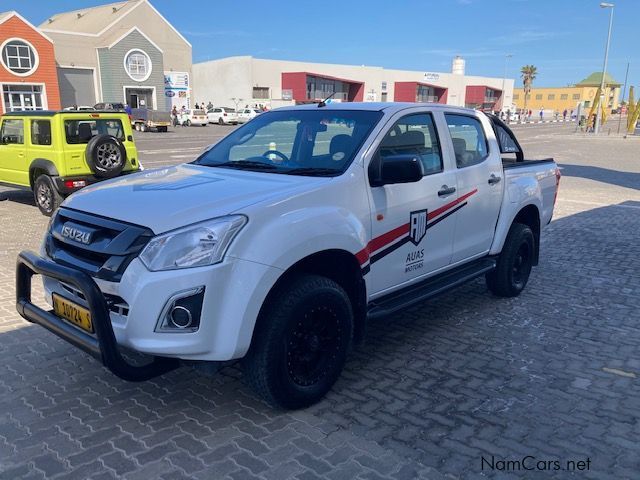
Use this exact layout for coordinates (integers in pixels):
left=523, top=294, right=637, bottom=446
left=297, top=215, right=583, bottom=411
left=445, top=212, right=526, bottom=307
left=367, top=257, right=496, bottom=320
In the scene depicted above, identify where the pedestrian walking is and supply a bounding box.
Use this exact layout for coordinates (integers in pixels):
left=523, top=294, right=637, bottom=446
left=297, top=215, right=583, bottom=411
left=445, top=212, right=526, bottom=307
left=194, top=102, right=200, bottom=109
left=563, top=109, right=568, bottom=121
left=506, top=108, right=511, bottom=124
left=207, top=101, right=213, bottom=111
left=171, top=105, right=178, bottom=127
left=528, top=109, right=532, bottom=121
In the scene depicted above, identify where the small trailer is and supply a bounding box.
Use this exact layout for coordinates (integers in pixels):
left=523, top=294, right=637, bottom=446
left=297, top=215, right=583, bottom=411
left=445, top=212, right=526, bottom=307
left=130, top=108, right=171, bottom=132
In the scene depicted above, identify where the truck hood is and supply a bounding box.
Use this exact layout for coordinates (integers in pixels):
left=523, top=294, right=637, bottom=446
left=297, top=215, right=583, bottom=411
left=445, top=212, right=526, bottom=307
left=62, top=164, right=330, bottom=233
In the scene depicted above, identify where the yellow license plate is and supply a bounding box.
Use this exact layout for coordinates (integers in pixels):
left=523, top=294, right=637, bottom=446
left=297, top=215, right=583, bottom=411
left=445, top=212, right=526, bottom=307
left=52, top=293, right=94, bottom=333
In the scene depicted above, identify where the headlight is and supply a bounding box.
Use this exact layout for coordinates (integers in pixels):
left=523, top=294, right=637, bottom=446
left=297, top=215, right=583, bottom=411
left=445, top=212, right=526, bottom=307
left=139, top=215, right=247, bottom=271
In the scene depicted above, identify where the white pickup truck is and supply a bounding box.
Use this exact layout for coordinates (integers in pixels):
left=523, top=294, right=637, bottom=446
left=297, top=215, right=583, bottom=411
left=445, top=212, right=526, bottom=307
left=17, top=103, right=560, bottom=409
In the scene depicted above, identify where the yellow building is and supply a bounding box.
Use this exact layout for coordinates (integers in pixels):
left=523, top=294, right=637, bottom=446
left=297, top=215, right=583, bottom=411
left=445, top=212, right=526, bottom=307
left=513, top=72, right=621, bottom=114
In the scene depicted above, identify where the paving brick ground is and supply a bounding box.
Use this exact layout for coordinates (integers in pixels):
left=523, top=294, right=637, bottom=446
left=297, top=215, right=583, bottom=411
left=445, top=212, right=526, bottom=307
left=1, top=122, right=639, bottom=479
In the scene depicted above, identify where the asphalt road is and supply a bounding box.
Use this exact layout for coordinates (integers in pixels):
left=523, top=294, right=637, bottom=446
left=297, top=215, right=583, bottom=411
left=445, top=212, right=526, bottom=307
left=1, top=119, right=639, bottom=479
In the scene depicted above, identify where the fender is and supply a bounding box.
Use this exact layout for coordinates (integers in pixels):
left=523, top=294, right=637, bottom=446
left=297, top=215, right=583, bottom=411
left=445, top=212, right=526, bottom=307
left=490, top=201, right=542, bottom=257
left=29, top=159, right=59, bottom=186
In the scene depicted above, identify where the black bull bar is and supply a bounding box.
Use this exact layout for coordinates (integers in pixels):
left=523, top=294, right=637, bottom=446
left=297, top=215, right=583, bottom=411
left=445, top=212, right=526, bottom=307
left=16, top=250, right=178, bottom=381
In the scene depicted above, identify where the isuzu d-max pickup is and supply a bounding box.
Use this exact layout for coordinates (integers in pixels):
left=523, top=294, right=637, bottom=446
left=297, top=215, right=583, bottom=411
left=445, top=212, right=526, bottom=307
left=16, top=103, right=560, bottom=409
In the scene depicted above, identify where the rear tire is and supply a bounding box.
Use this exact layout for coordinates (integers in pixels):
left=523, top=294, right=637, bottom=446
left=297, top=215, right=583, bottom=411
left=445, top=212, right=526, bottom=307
left=33, top=174, right=63, bottom=217
left=243, top=274, right=353, bottom=409
left=186, top=119, right=191, bottom=127
left=486, top=223, right=535, bottom=297
left=218, top=118, right=224, bottom=125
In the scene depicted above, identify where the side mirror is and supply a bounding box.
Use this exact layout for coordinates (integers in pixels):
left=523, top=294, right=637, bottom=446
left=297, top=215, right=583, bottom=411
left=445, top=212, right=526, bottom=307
left=370, top=154, right=424, bottom=187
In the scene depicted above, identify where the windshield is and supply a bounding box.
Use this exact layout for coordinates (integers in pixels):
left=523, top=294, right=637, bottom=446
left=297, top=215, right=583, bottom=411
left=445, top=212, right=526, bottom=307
left=192, top=110, right=205, bottom=115
left=193, top=109, right=382, bottom=176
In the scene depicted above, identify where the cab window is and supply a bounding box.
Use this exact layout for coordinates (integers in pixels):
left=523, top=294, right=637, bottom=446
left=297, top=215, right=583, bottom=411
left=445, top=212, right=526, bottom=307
left=31, top=120, right=52, bottom=146
left=445, top=114, right=489, bottom=168
left=378, top=113, right=443, bottom=175
left=0, top=119, right=24, bottom=145
left=64, top=119, right=124, bottom=144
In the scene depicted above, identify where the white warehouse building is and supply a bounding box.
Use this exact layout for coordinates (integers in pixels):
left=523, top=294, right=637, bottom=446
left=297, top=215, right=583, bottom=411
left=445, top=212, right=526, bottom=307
left=192, top=56, right=514, bottom=111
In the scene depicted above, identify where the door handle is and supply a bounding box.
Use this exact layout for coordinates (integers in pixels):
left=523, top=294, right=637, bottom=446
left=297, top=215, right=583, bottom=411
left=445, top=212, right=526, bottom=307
left=438, top=185, right=456, bottom=197
left=488, top=174, right=502, bottom=185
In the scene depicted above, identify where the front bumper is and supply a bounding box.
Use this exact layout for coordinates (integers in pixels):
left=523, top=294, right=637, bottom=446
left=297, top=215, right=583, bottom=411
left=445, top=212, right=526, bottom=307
left=16, top=251, right=178, bottom=381
left=19, top=247, right=282, bottom=368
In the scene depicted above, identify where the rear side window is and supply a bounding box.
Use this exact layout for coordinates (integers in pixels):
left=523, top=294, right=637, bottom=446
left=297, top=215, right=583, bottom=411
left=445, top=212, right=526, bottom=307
left=64, top=119, right=124, bottom=144
left=378, top=113, right=443, bottom=175
left=31, top=120, right=52, bottom=146
left=445, top=114, right=489, bottom=168
left=0, top=119, right=24, bottom=144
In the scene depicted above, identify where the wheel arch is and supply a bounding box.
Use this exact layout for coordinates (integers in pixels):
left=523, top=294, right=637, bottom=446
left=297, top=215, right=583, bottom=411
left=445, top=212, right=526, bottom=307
left=253, top=249, right=368, bottom=347
left=29, top=159, right=59, bottom=188
left=510, top=204, right=541, bottom=265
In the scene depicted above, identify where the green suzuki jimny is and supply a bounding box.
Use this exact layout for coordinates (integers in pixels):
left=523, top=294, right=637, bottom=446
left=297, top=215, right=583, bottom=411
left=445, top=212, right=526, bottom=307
left=0, top=110, right=141, bottom=215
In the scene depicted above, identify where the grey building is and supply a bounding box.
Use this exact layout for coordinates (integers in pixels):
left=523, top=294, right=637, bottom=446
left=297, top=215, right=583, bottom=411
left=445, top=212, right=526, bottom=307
left=40, top=0, right=192, bottom=110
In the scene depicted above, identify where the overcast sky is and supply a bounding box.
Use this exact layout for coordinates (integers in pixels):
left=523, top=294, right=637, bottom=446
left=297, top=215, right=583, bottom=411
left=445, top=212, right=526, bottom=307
left=12, top=0, right=640, bottom=93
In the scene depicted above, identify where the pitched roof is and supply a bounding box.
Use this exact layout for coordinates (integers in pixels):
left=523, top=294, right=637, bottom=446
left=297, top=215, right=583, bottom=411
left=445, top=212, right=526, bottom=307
left=576, top=72, right=621, bottom=87
left=39, top=0, right=142, bottom=34
left=0, top=10, right=54, bottom=43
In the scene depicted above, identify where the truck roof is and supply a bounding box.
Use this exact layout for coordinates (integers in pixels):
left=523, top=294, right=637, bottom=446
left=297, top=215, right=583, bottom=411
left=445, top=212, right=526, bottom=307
left=1, top=110, right=126, bottom=117
left=275, top=101, right=478, bottom=115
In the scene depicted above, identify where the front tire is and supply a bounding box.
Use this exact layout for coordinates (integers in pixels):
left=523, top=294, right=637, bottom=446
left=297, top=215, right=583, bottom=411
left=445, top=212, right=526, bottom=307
left=486, top=223, right=535, bottom=297
left=34, top=175, right=63, bottom=217
left=243, top=274, right=353, bottom=409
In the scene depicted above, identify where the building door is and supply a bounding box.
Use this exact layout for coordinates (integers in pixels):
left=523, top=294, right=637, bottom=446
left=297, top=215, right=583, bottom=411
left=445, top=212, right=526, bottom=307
left=125, top=88, right=154, bottom=109
left=2, top=84, right=45, bottom=112
left=57, top=68, right=96, bottom=108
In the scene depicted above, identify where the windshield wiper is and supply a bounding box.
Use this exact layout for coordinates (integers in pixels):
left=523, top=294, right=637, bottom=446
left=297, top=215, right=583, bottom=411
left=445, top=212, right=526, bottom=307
left=209, top=161, right=278, bottom=171
left=283, top=167, right=339, bottom=177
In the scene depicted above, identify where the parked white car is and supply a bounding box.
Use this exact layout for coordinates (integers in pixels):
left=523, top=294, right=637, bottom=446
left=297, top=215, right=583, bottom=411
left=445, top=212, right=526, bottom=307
left=180, top=109, right=208, bottom=127
left=17, top=103, right=560, bottom=409
left=237, top=108, right=262, bottom=123
left=207, top=107, right=238, bottom=125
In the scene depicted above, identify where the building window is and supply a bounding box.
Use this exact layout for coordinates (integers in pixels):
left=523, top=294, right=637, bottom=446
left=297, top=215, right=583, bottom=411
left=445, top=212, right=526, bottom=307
left=572, top=94, right=581, bottom=100
left=548, top=94, right=555, bottom=100
left=584, top=100, right=591, bottom=108
left=1, top=38, right=39, bottom=76
left=560, top=94, right=568, bottom=100
left=2, top=84, right=44, bottom=112
left=535, top=94, right=543, bottom=100
left=252, top=87, right=270, bottom=99
left=381, top=81, right=387, bottom=91
left=124, top=49, right=152, bottom=82
left=513, top=94, right=519, bottom=100
left=416, top=85, right=437, bottom=103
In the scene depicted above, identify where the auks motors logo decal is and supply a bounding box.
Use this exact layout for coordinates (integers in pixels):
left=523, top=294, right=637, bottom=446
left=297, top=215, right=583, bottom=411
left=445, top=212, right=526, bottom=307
left=356, top=189, right=478, bottom=275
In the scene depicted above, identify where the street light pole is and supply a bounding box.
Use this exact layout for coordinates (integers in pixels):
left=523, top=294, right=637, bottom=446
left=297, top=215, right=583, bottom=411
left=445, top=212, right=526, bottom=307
left=500, top=54, right=513, bottom=112
left=594, top=2, right=614, bottom=134
left=617, top=61, right=629, bottom=134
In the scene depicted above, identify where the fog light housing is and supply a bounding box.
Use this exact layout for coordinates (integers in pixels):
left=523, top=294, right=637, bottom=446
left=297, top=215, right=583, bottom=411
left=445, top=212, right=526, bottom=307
left=155, top=287, right=204, bottom=333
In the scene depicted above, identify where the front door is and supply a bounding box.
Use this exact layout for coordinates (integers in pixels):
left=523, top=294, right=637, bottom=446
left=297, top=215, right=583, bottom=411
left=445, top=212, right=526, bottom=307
left=366, top=111, right=459, bottom=295
left=443, top=113, right=503, bottom=263
left=0, top=118, right=28, bottom=185
left=129, top=94, right=139, bottom=109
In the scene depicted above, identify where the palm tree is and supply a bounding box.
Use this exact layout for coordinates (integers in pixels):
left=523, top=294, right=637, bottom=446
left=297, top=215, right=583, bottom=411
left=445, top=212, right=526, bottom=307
left=521, top=65, right=538, bottom=114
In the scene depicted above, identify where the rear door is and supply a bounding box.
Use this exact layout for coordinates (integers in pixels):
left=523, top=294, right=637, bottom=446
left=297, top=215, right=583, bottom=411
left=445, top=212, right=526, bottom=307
left=0, top=118, right=28, bottom=186
left=366, top=110, right=459, bottom=295
left=444, top=113, right=503, bottom=263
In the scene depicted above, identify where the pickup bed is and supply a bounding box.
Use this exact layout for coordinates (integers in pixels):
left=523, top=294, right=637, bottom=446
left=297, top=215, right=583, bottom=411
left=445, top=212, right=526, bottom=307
left=16, top=103, right=559, bottom=409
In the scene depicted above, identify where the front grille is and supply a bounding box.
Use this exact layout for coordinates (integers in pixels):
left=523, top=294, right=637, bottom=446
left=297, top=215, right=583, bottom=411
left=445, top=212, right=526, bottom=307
left=45, top=208, right=154, bottom=282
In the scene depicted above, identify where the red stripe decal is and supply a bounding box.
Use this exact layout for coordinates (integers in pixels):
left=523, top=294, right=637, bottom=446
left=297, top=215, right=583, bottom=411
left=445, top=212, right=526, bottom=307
left=427, top=188, right=477, bottom=221
left=356, top=189, right=478, bottom=266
